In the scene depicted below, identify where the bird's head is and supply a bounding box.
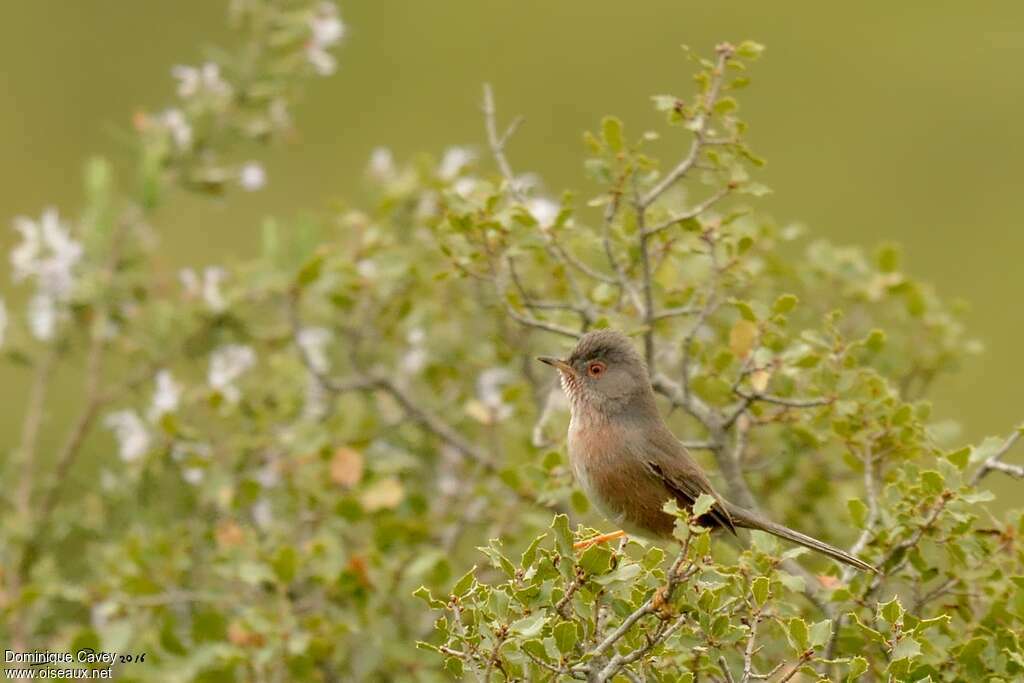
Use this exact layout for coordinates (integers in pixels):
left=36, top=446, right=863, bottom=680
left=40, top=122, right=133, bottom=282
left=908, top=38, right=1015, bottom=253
left=537, top=329, right=652, bottom=418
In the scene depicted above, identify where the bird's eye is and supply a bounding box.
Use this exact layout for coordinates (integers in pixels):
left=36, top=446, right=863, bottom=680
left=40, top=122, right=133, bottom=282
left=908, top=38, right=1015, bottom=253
left=587, top=361, right=606, bottom=377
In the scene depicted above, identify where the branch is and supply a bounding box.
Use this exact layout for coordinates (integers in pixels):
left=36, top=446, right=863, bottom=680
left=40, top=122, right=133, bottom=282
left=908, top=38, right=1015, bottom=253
left=482, top=83, right=525, bottom=201
left=639, top=45, right=734, bottom=209
left=643, top=186, right=731, bottom=237
left=970, top=427, right=1024, bottom=485
left=733, top=388, right=834, bottom=409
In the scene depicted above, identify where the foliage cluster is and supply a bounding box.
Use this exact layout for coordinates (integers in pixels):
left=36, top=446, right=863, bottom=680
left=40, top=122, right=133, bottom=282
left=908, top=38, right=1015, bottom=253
left=1, top=4, right=1022, bottom=682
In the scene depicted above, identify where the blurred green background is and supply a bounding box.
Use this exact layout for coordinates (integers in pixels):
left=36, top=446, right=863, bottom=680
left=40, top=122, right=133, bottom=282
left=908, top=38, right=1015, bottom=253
left=1, top=1, right=1022, bottom=460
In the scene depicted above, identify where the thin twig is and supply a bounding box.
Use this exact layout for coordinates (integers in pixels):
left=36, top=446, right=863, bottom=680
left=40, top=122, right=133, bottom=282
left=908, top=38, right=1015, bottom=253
left=643, top=186, right=731, bottom=237
left=640, top=45, right=734, bottom=209
left=971, top=428, right=1023, bottom=485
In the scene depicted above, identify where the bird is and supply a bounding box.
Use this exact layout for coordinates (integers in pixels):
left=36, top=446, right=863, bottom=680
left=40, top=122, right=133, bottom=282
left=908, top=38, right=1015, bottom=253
left=537, top=329, right=875, bottom=573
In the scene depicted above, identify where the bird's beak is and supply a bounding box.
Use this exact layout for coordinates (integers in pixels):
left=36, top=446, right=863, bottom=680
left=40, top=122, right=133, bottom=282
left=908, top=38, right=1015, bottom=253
left=537, top=356, right=574, bottom=374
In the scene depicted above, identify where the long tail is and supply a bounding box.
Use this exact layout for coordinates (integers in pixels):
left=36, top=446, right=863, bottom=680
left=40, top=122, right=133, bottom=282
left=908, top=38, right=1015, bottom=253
left=725, top=503, right=876, bottom=573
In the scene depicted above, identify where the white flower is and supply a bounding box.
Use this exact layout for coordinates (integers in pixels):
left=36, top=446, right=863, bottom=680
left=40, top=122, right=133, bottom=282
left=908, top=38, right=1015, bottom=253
left=161, top=109, right=192, bottom=150
left=239, top=162, right=266, bottom=192
left=310, top=3, right=345, bottom=46
left=477, top=368, right=514, bottom=421
left=104, top=410, right=151, bottom=462
left=208, top=344, right=256, bottom=403
left=526, top=198, right=560, bottom=229
left=306, top=3, right=344, bottom=76
left=172, top=62, right=231, bottom=99
left=401, top=327, right=428, bottom=374
left=182, top=468, right=204, bottom=485
left=0, top=298, right=6, bottom=349
left=11, top=208, right=83, bottom=300
left=453, top=178, right=478, bottom=199
left=179, top=267, right=226, bottom=312
left=367, top=147, right=395, bottom=181
left=297, top=327, right=331, bottom=373
left=27, top=293, right=57, bottom=341
left=356, top=259, right=378, bottom=279
left=251, top=498, right=274, bottom=529
left=438, top=147, right=475, bottom=181
left=149, top=370, right=182, bottom=421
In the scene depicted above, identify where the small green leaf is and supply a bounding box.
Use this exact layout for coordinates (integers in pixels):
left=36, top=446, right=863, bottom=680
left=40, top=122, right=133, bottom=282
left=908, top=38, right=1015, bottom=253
left=809, top=619, right=832, bottom=648
left=751, top=576, right=770, bottom=606
left=847, top=656, right=869, bottom=680
left=880, top=597, right=904, bottom=625
left=511, top=613, right=546, bottom=638
left=602, top=116, right=624, bottom=153
left=521, top=534, right=547, bottom=569
left=551, top=515, right=573, bottom=558
left=579, top=544, right=613, bottom=575
left=891, top=636, right=921, bottom=661
left=553, top=621, right=578, bottom=654
left=946, top=447, right=970, bottom=470
left=848, top=498, right=869, bottom=528
left=773, top=294, right=798, bottom=314
left=691, top=493, right=716, bottom=519
left=295, top=251, right=326, bottom=288
left=413, top=586, right=445, bottom=609
left=876, top=243, right=901, bottom=273
left=735, top=41, right=765, bottom=60
left=920, top=470, right=944, bottom=495
left=787, top=617, right=809, bottom=652
left=452, top=566, right=477, bottom=597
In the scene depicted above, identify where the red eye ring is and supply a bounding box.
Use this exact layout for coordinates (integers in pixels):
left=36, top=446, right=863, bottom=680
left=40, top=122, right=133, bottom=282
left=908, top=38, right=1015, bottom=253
left=587, top=361, right=606, bottom=377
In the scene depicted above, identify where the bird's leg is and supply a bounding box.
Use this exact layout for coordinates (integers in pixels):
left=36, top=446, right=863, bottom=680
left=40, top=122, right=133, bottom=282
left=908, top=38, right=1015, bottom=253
left=573, top=529, right=627, bottom=551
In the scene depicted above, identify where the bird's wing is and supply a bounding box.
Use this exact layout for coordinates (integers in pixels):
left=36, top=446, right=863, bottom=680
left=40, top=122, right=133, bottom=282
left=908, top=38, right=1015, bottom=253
left=643, top=427, right=737, bottom=535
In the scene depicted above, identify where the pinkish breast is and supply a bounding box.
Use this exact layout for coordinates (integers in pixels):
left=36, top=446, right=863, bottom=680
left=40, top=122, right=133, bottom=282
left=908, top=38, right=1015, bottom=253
left=567, top=418, right=676, bottom=538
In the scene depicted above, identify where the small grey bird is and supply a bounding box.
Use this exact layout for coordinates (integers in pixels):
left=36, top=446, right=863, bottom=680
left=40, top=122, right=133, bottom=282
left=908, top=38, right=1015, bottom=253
left=538, top=329, right=874, bottom=572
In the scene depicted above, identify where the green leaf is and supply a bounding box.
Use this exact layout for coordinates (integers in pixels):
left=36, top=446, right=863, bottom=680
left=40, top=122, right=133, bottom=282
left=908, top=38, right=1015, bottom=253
left=809, top=619, right=832, bottom=648
left=511, top=613, right=546, bottom=638
left=891, top=636, right=921, bottom=661
left=787, top=617, right=809, bottom=652
left=920, top=470, right=944, bottom=495
left=579, top=544, right=613, bottom=575
left=847, top=656, right=869, bottom=680
left=272, top=545, right=298, bottom=583
left=876, top=243, right=901, bottom=273
left=773, top=294, right=798, bottom=314
left=946, top=447, right=970, bottom=470
left=452, top=566, right=477, bottom=597
left=848, top=612, right=886, bottom=644
left=879, top=597, right=904, bottom=625
left=521, top=534, right=547, bottom=569
left=691, top=493, right=716, bottom=518
left=521, top=639, right=550, bottom=662
left=553, top=621, right=578, bottom=654
left=751, top=576, right=770, bottom=606
left=735, top=40, right=765, bottom=60
left=602, top=116, right=624, bottom=153
left=295, top=250, right=326, bottom=289
left=551, top=515, right=574, bottom=558
left=413, top=586, right=445, bottom=609
left=847, top=498, right=869, bottom=528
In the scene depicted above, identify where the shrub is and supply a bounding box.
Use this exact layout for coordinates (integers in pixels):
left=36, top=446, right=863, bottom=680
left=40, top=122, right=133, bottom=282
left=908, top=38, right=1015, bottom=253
left=2, top=5, right=1021, bottom=681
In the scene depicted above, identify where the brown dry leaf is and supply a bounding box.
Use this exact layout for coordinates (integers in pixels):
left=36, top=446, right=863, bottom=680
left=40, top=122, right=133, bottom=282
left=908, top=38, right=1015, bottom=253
left=816, top=574, right=842, bottom=589
left=729, top=319, right=758, bottom=358
left=215, top=520, right=245, bottom=548
left=750, top=368, right=772, bottom=393
left=330, top=447, right=364, bottom=488
left=227, top=621, right=264, bottom=647
left=360, top=477, right=405, bottom=512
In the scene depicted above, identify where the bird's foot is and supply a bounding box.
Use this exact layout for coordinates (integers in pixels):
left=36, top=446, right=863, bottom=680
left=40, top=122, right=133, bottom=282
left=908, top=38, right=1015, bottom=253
left=573, top=529, right=627, bottom=551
